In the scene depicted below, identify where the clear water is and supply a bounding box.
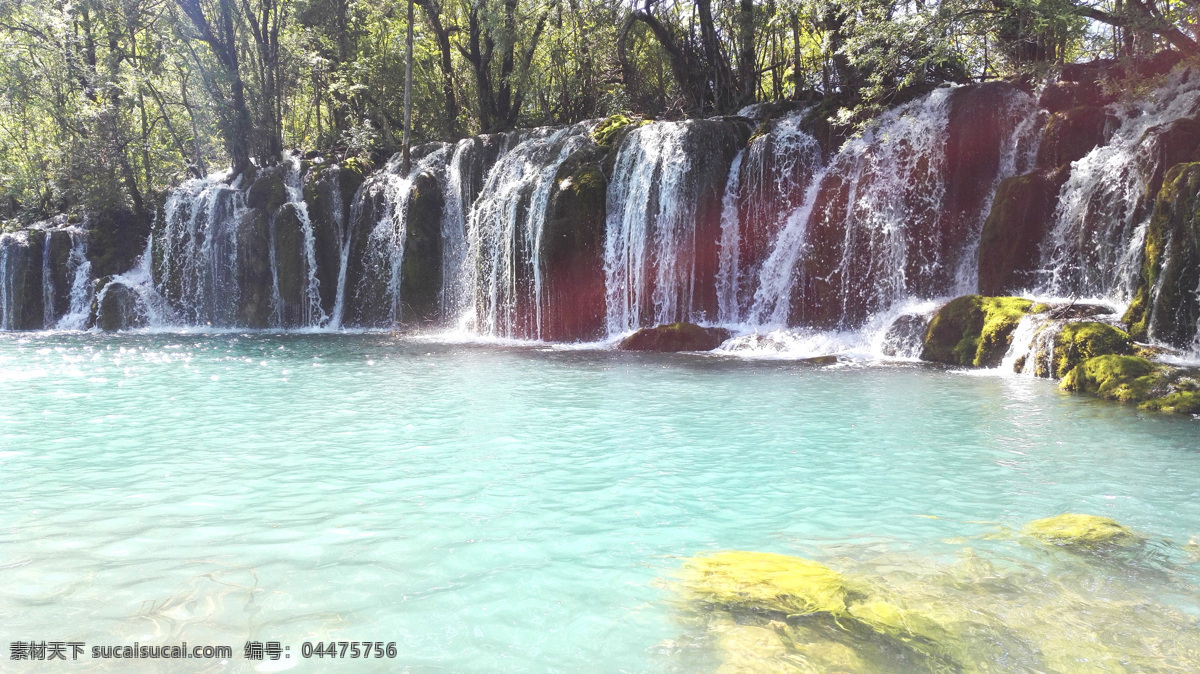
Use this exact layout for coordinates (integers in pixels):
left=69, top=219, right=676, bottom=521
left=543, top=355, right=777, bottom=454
left=1, top=333, right=1198, bottom=672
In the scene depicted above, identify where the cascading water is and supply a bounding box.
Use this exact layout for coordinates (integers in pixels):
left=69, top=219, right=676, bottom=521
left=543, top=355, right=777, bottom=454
left=347, top=146, right=451, bottom=327
left=440, top=135, right=516, bottom=324
left=463, top=125, right=594, bottom=338
left=605, top=123, right=696, bottom=334
left=1036, top=69, right=1200, bottom=301
left=54, top=228, right=92, bottom=330
left=95, top=236, right=175, bottom=329
left=604, top=119, right=745, bottom=333
left=746, top=84, right=1038, bottom=331
left=158, top=171, right=248, bottom=326
left=282, top=154, right=327, bottom=327
left=716, top=111, right=823, bottom=325
left=0, top=232, right=29, bottom=330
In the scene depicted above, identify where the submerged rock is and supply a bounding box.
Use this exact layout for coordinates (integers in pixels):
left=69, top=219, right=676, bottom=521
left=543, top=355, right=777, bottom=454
left=1022, top=513, right=1141, bottom=548
left=1060, top=354, right=1200, bottom=414
left=618, top=322, right=732, bottom=352
left=681, top=551, right=853, bottom=616
left=921, top=295, right=1033, bottom=367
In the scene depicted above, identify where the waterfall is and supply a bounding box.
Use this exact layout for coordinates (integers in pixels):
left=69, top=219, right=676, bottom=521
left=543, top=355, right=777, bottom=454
left=283, top=154, right=327, bottom=326
left=605, top=123, right=695, bottom=333
left=1035, top=69, right=1200, bottom=302
left=716, top=111, right=823, bottom=324
left=328, top=171, right=352, bottom=329
left=55, top=228, right=93, bottom=330
left=41, top=234, right=53, bottom=328
left=95, top=236, right=175, bottom=329
left=158, top=171, right=247, bottom=326
left=342, top=146, right=452, bottom=327
left=604, top=119, right=744, bottom=333
left=463, top=125, right=593, bottom=338
left=0, top=232, right=28, bottom=330
left=441, top=137, right=502, bottom=324
left=746, top=84, right=1037, bottom=330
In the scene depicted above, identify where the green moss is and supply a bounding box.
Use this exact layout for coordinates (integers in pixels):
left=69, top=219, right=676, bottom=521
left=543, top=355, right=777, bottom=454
left=1051, top=322, right=1132, bottom=379
left=680, top=551, right=855, bottom=616
left=1022, top=513, right=1141, bottom=548
left=590, top=114, right=648, bottom=149
left=1123, top=162, right=1200, bottom=343
left=921, top=295, right=1034, bottom=367
left=1059, top=355, right=1200, bottom=415
left=1140, top=390, right=1200, bottom=414
left=680, top=552, right=970, bottom=670
left=1060, top=354, right=1158, bottom=402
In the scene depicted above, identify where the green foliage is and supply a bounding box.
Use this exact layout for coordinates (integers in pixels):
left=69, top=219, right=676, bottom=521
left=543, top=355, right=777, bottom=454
left=0, top=0, right=1194, bottom=219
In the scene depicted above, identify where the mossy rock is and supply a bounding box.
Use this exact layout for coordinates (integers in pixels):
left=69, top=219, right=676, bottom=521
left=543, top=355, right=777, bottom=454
left=1050, top=322, right=1132, bottom=379
left=1124, top=162, right=1200, bottom=347
left=619, top=322, right=732, bottom=352
left=1060, top=354, right=1159, bottom=402
left=1060, top=355, right=1200, bottom=414
left=680, top=552, right=972, bottom=670
left=590, top=114, right=649, bottom=149
left=680, top=551, right=855, bottom=617
left=1022, top=513, right=1141, bottom=549
left=921, top=295, right=1034, bottom=367
left=246, top=168, right=287, bottom=213
left=977, top=169, right=1070, bottom=295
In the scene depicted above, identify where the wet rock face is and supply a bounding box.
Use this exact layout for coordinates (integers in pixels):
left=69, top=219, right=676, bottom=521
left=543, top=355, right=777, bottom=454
left=45, top=229, right=75, bottom=320
left=273, top=203, right=308, bottom=328
left=1125, top=162, right=1200, bottom=346
left=943, top=82, right=1025, bottom=256
left=399, top=171, right=444, bottom=326
left=0, top=232, right=43, bottom=329
left=618, top=322, right=732, bottom=352
left=1035, top=107, right=1112, bottom=170
left=304, top=165, right=365, bottom=316
left=97, top=282, right=147, bottom=331
left=234, top=208, right=273, bottom=328
left=978, top=167, right=1070, bottom=295
left=247, top=167, right=287, bottom=213
left=541, top=146, right=607, bottom=342
left=681, top=119, right=751, bottom=324
left=921, top=295, right=1033, bottom=367
left=1140, top=118, right=1200, bottom=201
left=87, top=208, right=149, bottom=280
left=880, top=313, right=930, bottom=359
left=1038, top=79, right=1110, bottom=114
